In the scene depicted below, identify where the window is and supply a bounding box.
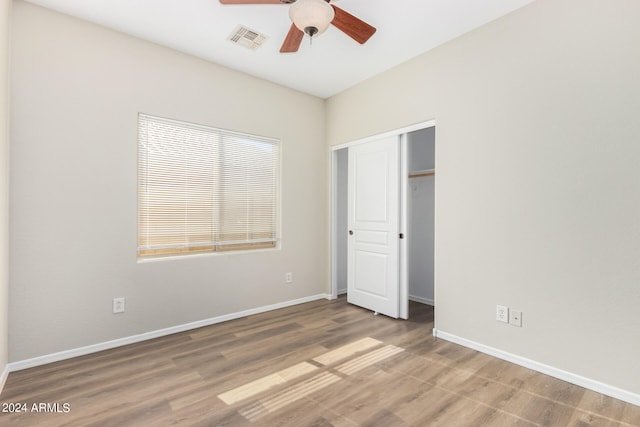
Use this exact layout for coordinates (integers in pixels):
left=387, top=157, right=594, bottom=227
left=138, top=114, right=280, bottom=257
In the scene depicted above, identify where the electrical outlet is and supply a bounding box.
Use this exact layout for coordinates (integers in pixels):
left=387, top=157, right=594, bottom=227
left=113, top=297, right=125, bottom=314
left=509, top=309, right=522, bottom=327
left=496, top=305, right=509, bottom=323
left=285, top=272, right=293, bottom=283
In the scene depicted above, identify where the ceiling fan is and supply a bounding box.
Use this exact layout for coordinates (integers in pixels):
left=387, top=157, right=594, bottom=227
left=219, top=0, right=376, bottom=53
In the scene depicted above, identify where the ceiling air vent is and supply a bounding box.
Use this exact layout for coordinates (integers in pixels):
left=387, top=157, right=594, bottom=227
left=227, top=25, right=268, bottom=51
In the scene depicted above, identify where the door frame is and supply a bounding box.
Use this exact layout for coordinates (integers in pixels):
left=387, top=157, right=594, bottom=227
left=330, top=120, right=436, bottom=319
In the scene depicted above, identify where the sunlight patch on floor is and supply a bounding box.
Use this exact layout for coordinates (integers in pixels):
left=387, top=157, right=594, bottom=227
left=217, top=337, right=406, bottom=422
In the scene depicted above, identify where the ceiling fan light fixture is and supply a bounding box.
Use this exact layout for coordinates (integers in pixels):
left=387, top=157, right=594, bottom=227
left=289, top=0, right=335, bottom=38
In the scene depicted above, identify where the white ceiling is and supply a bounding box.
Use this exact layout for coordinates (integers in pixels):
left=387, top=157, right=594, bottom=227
left=23, top=0, right=535, bottom=99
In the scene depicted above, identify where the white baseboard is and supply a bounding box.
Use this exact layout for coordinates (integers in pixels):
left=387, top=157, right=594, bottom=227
left=8, top=293, right=332, bottom=373
left=434, top=329, right=640, bottom=407
left=409, top=295, right=434, bottom=306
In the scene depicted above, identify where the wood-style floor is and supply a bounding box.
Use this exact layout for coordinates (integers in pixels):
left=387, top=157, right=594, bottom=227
left=1, top=297, right=639, bottom=426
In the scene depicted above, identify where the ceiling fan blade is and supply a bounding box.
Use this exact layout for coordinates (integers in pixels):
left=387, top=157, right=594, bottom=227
left=219, top=0, right=282, bottom=4
left=331, top=5, right=376, bottom=44
left=280, top=23, right=304, bottom=53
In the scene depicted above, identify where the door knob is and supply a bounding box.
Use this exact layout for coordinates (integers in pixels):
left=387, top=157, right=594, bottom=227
left=349, top=230, right=354, bottom=235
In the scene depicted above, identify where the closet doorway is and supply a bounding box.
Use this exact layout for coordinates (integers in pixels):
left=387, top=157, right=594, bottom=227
left=331, top=122, right=435, bottom=319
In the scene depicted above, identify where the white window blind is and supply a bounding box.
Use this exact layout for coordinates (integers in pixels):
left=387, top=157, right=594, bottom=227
left=138, top=114, right=279, bottom=257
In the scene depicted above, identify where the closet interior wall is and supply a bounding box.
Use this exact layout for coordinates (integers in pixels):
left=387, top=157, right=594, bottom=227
left=335, top=148, right=349, bottom=295
left=407, top=127, right=435, bottom=305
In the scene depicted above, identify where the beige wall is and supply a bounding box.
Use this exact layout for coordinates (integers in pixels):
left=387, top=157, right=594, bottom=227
left=327, top=0, right=640, bottom=395
left=9, top=1, right=327, bottom=361
left=0, top=0, right=10, bottom=379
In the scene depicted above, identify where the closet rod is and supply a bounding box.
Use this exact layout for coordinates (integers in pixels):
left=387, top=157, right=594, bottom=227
left=409, top=170, right=435, bottom=178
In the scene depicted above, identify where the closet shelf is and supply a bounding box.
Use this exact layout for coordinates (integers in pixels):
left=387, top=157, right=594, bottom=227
left=409, top=169, right=435, bottom=178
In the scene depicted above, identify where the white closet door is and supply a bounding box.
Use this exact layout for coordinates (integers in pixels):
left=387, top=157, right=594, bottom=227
left=347, top=136, right=400, bottom=318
